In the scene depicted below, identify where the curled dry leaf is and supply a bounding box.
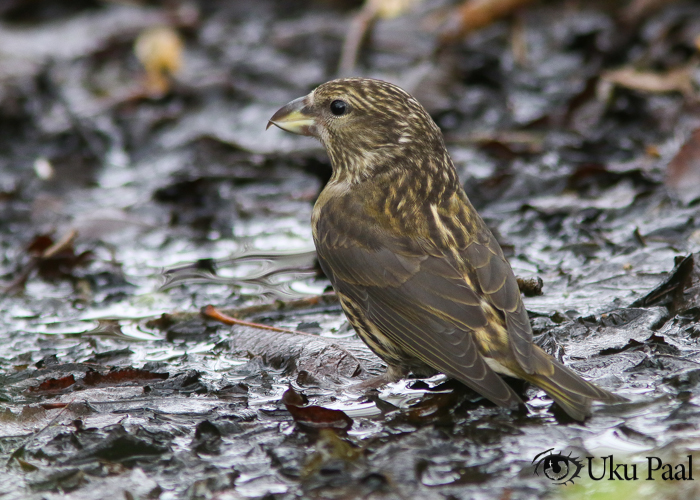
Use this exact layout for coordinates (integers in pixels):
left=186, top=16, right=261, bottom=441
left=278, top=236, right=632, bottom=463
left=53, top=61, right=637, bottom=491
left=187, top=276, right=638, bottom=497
left=134, top=26, right=184, bottom=97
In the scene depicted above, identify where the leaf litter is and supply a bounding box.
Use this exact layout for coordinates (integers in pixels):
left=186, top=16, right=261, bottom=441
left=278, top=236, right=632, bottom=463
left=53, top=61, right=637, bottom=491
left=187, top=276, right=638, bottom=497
left=1, top=1, right=700, bottom=499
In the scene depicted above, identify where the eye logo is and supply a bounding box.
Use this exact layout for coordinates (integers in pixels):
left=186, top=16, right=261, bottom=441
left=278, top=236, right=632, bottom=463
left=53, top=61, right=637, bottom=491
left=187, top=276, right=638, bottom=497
left=532, top=449, right=584, bottom=485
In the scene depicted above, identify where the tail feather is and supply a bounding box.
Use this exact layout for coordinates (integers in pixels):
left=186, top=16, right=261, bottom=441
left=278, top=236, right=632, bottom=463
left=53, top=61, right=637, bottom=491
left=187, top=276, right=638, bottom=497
left=524, top=346, right=627, bottom=421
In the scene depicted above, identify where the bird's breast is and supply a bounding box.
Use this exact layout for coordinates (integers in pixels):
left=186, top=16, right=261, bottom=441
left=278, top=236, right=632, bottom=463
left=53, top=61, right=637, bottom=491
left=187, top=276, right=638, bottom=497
left=311, top=180, right=351, bottom=239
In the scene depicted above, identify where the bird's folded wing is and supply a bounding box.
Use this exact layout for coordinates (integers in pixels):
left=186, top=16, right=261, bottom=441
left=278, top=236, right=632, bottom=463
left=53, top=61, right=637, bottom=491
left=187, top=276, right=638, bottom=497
left=317, top=206, right=536, bottom=376
left=317, top=230, right=523, bottom=408
left=463, top=237, right=535, bottom=374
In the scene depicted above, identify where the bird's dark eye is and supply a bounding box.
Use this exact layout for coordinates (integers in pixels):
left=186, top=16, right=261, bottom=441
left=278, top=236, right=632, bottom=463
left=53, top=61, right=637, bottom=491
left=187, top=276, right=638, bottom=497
left=330, top=100, right=348, bottom=116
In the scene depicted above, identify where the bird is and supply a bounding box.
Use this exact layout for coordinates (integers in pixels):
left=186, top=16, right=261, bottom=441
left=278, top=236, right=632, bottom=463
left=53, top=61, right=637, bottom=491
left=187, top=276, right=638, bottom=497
left=267, top=78, right=626, bottom=421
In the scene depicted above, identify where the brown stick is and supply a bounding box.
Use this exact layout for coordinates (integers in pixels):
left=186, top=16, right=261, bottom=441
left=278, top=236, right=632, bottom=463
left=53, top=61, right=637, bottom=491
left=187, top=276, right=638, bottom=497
left=338, top=1, right=378, bottom=76
left=147, top=294, right=339, bottom=329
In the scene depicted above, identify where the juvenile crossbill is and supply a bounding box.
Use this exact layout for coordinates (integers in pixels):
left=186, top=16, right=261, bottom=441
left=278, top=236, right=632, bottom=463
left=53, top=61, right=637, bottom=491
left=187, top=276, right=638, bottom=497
left=268, top=78, right=625, bottom=420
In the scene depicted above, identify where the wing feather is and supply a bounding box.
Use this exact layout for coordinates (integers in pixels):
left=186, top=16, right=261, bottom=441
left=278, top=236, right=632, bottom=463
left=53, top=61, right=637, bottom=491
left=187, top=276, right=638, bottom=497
left=317, top=225, right=523, bottom=407
left=315, top=190, right=536, bottom=399
left=465, top=240, right=535, bottom=373
left=343, top=282, right=521, bottom=406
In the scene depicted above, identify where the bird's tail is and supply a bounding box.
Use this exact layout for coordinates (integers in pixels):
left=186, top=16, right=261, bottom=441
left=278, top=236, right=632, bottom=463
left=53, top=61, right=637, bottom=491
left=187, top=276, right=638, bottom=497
left=523, top=346, right=627, bottom=421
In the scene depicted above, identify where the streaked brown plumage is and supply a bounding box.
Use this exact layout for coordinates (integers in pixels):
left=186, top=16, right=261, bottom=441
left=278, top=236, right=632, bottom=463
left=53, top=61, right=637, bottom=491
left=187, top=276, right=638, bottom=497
left=267, top=78, right=625, bottom=420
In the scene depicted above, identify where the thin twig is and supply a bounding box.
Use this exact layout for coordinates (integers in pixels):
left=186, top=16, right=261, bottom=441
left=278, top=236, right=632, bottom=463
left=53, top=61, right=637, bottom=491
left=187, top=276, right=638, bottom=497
left=42, top=229, right=78, bottom=259
left=202, top=305, right=317, bottom=337
left=338, top=1, right=379, bottom=76
left=146, top=294, right=339, bottom=328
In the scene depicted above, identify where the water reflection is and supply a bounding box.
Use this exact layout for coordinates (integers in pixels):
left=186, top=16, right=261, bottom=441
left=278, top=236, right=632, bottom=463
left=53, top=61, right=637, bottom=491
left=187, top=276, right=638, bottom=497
left=160, top=247, right=319, bottom=299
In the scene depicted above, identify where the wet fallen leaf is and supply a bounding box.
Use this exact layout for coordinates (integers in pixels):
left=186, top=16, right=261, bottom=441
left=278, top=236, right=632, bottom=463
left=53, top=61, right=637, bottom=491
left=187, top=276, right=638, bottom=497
left=40, top=402, right=70, bottom=410
left=403, top=391, right=461, bottom=424
left=516, top=276, right=543, bottom=297
left=26, top=367, right=170, bottom=396
left=281, top=385, right=308, bottom=406
left=15, top=457, right=39, bottom=472
left=630, top=255, right=695, bottom=313
left=83, top=368, right=169, bottom=386
left=72, top=424, right=170, bottom=463
left=28, top=374, right=76, bottom=393
left=37, top=249, right=93, bottom=282
left=3, top=230, right=92, bottom=295
left=666, top=128, right=700, bottom=204
left=282, top=386, right=353, bottom=432
left=191, top=420, right=222, bottom=454
left=213, top=321, right=378, bottom=385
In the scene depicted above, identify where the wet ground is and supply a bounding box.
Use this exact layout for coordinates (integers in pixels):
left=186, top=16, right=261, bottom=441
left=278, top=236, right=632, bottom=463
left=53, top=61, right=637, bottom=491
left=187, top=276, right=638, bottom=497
left=1, top=1, right=700, bottom=499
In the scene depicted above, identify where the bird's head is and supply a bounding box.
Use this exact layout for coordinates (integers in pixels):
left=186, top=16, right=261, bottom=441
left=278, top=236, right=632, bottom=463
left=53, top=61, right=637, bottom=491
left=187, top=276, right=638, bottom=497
left=267, top=78, right=446, bottom=182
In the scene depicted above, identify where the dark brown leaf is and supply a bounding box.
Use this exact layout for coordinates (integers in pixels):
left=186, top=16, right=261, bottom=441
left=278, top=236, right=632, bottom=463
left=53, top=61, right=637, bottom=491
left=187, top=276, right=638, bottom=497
left=282, top=387, right=353, bottom=432
left=28, top=374, right=76, bottom=393
left=26, top=235, right=54, bottom=255
left=83, top=368, right=169, bottom=386
left=666, top=128, right=700, bottom=204
left=403, top=391, right=461, bottom=424
left=281, top=385, right=308, bottom=407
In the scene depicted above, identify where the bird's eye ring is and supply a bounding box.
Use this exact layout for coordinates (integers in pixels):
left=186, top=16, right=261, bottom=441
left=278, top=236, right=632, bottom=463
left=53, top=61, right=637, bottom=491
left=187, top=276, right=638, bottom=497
left=330, top=100, right=348, bottom=116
